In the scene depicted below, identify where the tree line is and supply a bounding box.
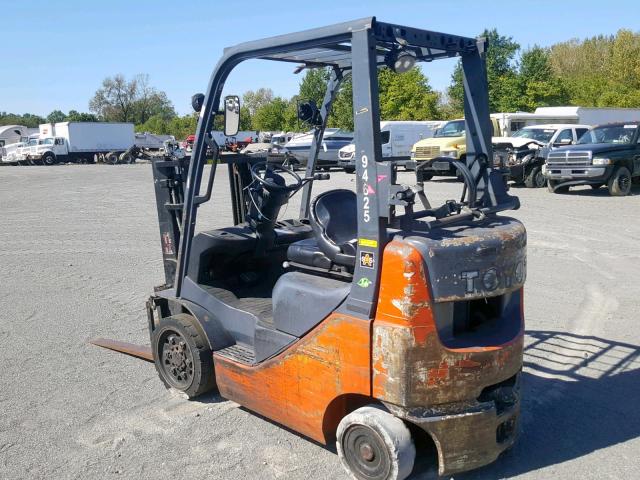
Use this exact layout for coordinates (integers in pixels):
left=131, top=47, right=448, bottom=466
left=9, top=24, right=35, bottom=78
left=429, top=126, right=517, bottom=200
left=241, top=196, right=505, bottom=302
left=2, top=28, right=639, bottom=139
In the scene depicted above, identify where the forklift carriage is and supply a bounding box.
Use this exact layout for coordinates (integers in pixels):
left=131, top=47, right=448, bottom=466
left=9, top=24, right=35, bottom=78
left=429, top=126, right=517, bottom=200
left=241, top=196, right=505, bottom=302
left=96, top=17, right=526, bottom=479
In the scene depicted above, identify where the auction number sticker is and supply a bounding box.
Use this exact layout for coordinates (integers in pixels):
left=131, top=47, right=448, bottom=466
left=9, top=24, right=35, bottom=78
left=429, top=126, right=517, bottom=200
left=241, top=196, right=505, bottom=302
left=361, top=154, right=370, bottom=223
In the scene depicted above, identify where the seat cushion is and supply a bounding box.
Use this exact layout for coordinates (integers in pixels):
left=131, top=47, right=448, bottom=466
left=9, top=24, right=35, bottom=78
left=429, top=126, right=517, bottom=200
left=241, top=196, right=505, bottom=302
left=287, top=238, right=332, bottom=269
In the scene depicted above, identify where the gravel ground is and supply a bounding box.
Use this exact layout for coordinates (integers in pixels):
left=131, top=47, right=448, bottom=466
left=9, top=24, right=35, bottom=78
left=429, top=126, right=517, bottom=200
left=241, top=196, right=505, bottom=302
left=0, top=164, right=639, bottom=480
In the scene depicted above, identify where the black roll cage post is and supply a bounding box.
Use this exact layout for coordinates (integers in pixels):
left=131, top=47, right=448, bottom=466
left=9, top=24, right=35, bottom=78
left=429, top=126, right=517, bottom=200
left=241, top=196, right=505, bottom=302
left=172, top=17, right=518, bottom=319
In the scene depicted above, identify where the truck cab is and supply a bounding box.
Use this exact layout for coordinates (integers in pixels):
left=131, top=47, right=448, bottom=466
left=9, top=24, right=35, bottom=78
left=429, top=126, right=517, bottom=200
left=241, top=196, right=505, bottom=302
left=411, top=118, right=501, bottom=178
left=26, top=137, right=68, bottom=165
left=543, top=122, right=640, bottom=196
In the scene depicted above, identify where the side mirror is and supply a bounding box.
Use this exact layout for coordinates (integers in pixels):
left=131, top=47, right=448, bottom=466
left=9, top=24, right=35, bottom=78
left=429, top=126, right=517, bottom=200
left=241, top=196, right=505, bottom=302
left=555, top=138, right=572, bottom=146
left=224, top=95, right=240, bottom=137
left=191, top=93, right=205, bottom=112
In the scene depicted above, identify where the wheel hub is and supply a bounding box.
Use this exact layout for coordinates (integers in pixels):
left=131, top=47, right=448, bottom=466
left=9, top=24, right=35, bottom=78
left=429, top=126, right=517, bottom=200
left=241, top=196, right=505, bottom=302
left=159, top=331, right=194, bottom=387
left=342, top=425, right=390, bottom=479
left=359, top=443, right=375, bottom=462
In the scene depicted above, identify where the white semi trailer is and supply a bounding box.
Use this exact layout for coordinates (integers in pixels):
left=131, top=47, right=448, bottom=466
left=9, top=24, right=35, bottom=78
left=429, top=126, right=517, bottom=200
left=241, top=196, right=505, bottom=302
left=25, top=122, right=135, bottom=165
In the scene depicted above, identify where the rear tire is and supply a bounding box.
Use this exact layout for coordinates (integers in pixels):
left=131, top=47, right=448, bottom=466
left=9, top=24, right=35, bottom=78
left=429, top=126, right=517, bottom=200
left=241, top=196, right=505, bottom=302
left=344, top=167, right=355, bottom=174
left=607, top=166, right=632, bottom=196
left=152, top=314, right=216, bottom=398
left=524, top=166, right=546, bottom=188
left=337, top=405, right=415, bottom=480
left=106, top=152, right=119, bottom=165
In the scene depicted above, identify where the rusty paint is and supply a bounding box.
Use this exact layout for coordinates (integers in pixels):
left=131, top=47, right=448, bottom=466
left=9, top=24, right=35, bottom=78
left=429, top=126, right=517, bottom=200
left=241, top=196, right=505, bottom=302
left=372, top=241, right=524, bottom=407
left=213, top=313, right=371, bottom=444
left=89, top=338, right=154, bottom=362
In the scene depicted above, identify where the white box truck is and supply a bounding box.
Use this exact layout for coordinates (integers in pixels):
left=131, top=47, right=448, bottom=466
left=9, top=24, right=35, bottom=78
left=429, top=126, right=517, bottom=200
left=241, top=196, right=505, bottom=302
left=26, top=122, right=135, bottom=165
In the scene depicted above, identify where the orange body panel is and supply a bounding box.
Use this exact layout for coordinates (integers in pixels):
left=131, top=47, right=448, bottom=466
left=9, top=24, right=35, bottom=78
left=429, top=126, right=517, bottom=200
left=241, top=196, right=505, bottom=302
left=213, top=313, right=372, bottom=444
left=373, top=241, right=523, bottom=407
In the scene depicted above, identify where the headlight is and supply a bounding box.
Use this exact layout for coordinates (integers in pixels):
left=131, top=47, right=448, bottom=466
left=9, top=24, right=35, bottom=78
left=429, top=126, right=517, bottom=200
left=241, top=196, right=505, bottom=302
left=592, top=157, right=611, bottom=165
left=441, top=150, right=458, bottom=158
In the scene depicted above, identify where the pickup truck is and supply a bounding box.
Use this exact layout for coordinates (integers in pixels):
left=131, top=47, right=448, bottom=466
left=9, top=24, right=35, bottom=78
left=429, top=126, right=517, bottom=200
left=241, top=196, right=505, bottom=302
left=543, top=122, right=640, bottom=196
left=493, top=124, right=590, bottom=188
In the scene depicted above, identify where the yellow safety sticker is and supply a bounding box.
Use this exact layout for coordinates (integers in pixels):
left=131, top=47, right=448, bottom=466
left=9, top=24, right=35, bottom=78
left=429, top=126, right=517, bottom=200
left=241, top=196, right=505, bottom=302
left=358, top=238, right=378, bottom=248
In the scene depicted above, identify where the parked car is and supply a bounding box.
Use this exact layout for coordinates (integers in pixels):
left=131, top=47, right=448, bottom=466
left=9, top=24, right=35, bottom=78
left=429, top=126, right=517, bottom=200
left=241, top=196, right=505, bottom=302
left=543, top=122, right=640, bottom=196
left=493, top=124, right=590, bottom=188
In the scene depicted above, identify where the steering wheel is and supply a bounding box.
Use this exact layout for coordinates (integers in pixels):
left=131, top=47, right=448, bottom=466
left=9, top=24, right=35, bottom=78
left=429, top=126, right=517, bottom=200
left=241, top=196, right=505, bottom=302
left=250, top=161, right=303, bottom=192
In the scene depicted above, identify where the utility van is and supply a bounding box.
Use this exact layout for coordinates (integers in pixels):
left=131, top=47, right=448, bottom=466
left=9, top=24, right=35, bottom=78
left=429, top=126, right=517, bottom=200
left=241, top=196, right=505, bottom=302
left=338, top=120, right=444, bottom=172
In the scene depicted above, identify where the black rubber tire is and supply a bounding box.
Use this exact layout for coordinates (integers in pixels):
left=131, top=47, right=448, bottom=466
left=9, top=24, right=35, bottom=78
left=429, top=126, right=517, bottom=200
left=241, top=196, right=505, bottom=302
left=344, top=167, right=355, bottom=174
left=42, top=153, right=57, bottom=166
left=607, top=166, right=632, bottom=196
left=337, top=405, right=415, bottom=480
left=106, top=152, right=119, bottom=165
left=120, top=153, right=135, bottom=164
left=524, top=166, right=546, bottom=188
left=152, top=314, right=216, bottom=398
left=590, top=183, right=603, bottom=190
left=547, top=180, right=569, bottom=194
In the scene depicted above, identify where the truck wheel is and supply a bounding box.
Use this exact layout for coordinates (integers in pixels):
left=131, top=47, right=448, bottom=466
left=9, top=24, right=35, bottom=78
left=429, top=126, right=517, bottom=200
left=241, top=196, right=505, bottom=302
left=152, top=314, right=216, bottom=398
left=42, top=153, right=57, bottom=166
left=607, top=166, right=632, bottom=196
left=547, top=180, right=569, bottom=194
left=590, top=183, right=603, bottom=190
left=344, top=167, right=355, bottom=174
left=525, top=166, right=546, bottom=188
left=337, top=405, right=415, bottom=480
left=106, top=152, right=119, bottom=165
left=120, top=153, right=135, bottom=164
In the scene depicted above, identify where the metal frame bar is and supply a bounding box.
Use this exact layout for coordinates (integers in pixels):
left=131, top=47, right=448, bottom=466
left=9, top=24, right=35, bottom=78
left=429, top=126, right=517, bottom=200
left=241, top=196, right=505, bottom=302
left=299, top=67, right=343, bottom=219
left=172, top=17, right=515, bottom=298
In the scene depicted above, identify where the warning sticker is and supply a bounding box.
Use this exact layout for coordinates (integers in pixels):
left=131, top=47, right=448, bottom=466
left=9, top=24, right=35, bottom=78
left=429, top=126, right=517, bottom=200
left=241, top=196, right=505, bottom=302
left=360, top=251, right=375, bottom=269
left=358, top=238, right=378, bottom=248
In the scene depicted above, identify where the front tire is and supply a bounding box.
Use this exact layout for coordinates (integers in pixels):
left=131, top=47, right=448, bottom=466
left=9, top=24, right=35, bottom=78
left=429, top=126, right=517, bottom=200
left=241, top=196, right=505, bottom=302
left=607, top=166, right=632, bottom=196
left=152, top=314, right=216, bottom=398
left=42, top=153, right=57, bottom=166
left=525, top=166, right=546, bottom=188
left=337, top=405, right=415, bottom=480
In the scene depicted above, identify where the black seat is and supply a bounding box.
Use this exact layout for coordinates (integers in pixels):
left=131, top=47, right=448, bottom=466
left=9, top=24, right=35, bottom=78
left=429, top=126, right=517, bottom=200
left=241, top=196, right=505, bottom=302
left=287, top=189, right=357, bottom=269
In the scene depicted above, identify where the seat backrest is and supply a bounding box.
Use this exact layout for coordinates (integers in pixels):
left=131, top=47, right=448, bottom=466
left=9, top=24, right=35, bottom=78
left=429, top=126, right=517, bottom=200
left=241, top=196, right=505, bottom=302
left=310, top=189, right=357, bottom=263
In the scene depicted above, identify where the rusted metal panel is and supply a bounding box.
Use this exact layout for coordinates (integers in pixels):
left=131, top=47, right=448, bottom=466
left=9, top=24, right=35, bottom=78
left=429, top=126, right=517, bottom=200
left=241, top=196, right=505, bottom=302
left=89, top=338, right=154, bottom=362
left=214, top=313, right=372, bottom=444
left=403, top=217, right=527, bottom=302
left=372, top=241, right=524, bottom=406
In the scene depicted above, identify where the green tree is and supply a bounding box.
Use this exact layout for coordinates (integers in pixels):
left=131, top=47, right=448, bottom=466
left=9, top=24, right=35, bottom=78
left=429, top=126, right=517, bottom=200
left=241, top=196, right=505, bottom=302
left=89, top=74, right=175, bottom=123
left=133, top=74, right=176, bottom=123
left=46, top=110, right=67, bottom=123
left=378, top=68, right=441, bottom=121
left=243, top=88, right=274, bottom=116
left=0, top=112, right=45, bottom=128
left=251, top=97, right=290, bottom=131
left=447, top=29, right=520, bottom=115
left=66, top=110, right=98, bottom=122
left=298, top=68, right=329, bottom=107
left=516, top=46, right=570, bottom=111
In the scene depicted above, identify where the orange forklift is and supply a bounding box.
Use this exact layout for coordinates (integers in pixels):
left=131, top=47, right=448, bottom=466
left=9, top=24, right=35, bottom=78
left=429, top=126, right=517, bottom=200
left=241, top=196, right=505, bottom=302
left=93, top=18, right=526, bottom=479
